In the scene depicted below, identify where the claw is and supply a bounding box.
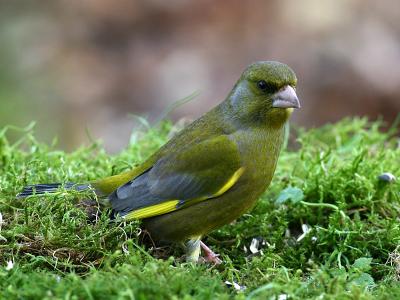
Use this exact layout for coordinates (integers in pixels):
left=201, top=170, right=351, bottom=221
left=200, top=241, right=222, bottom=265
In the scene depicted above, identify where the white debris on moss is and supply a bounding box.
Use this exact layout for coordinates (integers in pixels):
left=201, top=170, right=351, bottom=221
left=225, top=280, right=246, bottom=291
left=297, top=224, right=311, bottom=242
left=6, top=260, right=14, bottom=271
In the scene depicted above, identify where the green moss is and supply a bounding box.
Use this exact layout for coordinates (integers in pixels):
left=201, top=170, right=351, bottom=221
left=0, top=118, right=399, bottom=299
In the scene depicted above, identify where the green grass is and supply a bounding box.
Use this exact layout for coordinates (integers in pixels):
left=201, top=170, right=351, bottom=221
left=0, top=118, right=399, bottom=299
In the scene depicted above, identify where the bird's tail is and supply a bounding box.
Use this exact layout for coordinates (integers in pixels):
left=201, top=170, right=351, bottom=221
left=17, top=183, right=91, bottom=198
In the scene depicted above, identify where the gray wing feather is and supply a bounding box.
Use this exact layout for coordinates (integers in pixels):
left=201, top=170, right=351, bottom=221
left=109, top=169, right=202, bottom=215
left=109, top=135, right=241, bottom=217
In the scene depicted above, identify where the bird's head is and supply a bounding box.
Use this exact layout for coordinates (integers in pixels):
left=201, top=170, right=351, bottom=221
left=226, top=61, right=300, bottom=127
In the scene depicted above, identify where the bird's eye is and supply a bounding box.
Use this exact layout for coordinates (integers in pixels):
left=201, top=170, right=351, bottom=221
left=257, top=80, right=268, bottom=91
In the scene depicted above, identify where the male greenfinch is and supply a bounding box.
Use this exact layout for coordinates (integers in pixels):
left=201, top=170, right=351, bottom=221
left=18, top=61, right=300, bottom=263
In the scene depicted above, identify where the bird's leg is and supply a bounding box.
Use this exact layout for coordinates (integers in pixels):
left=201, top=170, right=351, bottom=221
left=200, top=241, right=222, bottom=265
left=185, top=238, right=201, bottom=263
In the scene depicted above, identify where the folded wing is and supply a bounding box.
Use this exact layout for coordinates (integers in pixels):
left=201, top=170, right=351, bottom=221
left=109, top=135, right=244, bottom=220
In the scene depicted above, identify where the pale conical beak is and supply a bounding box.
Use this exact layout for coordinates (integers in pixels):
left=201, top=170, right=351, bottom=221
left=272, top=85, right=300, bottom=109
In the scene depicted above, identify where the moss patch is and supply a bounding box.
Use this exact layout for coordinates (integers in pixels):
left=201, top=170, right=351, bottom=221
left=0, top=118, right=399, bottom=299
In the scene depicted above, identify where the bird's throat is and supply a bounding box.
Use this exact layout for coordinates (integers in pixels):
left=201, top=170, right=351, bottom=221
left=266, top=108, right=293, bottom=129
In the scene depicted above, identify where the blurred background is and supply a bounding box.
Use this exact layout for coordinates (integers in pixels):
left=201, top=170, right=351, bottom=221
left=0, top=0, right=399, bottom=152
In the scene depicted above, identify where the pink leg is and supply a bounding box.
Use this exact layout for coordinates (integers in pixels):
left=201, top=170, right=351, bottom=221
left=200, top=241, right=222, bottom=265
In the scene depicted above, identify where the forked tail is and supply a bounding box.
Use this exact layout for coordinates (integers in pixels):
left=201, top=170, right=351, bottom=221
left=17, top=183, right=90, bottom=198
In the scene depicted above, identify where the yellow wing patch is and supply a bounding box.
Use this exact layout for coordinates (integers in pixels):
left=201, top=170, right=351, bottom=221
left=213, top=167, right=244, bottom=197
left=123, top=167, right=245, bottom=220
left=124, top=200, right=180, bottom=220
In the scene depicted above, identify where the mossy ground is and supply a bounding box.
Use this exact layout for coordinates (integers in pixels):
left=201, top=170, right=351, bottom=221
left=0, top=118, right=399, bottom=299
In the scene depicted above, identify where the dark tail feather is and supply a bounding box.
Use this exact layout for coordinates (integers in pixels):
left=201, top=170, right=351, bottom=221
left=17, top=183, right=90, bottom=198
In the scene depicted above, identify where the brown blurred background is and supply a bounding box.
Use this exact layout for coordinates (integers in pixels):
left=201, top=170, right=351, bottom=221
left=0, top=0, right=399, bottom=152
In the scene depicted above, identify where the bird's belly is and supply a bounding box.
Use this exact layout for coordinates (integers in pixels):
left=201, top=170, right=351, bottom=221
left=142, top=175, right=269, bottom=243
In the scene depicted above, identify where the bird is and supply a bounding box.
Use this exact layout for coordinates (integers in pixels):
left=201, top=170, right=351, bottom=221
left=18, top=61, right=300, bottom=264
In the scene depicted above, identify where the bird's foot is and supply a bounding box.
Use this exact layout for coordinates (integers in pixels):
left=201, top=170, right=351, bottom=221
left=200, top=241, right=222, bottom=265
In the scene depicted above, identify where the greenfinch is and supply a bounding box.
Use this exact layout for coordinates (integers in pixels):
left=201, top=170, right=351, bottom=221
left=18, top=61, right=300, bottom=263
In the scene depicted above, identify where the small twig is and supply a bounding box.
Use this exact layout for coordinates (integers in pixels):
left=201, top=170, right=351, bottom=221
left=300, top=201, right=347, bottom=220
